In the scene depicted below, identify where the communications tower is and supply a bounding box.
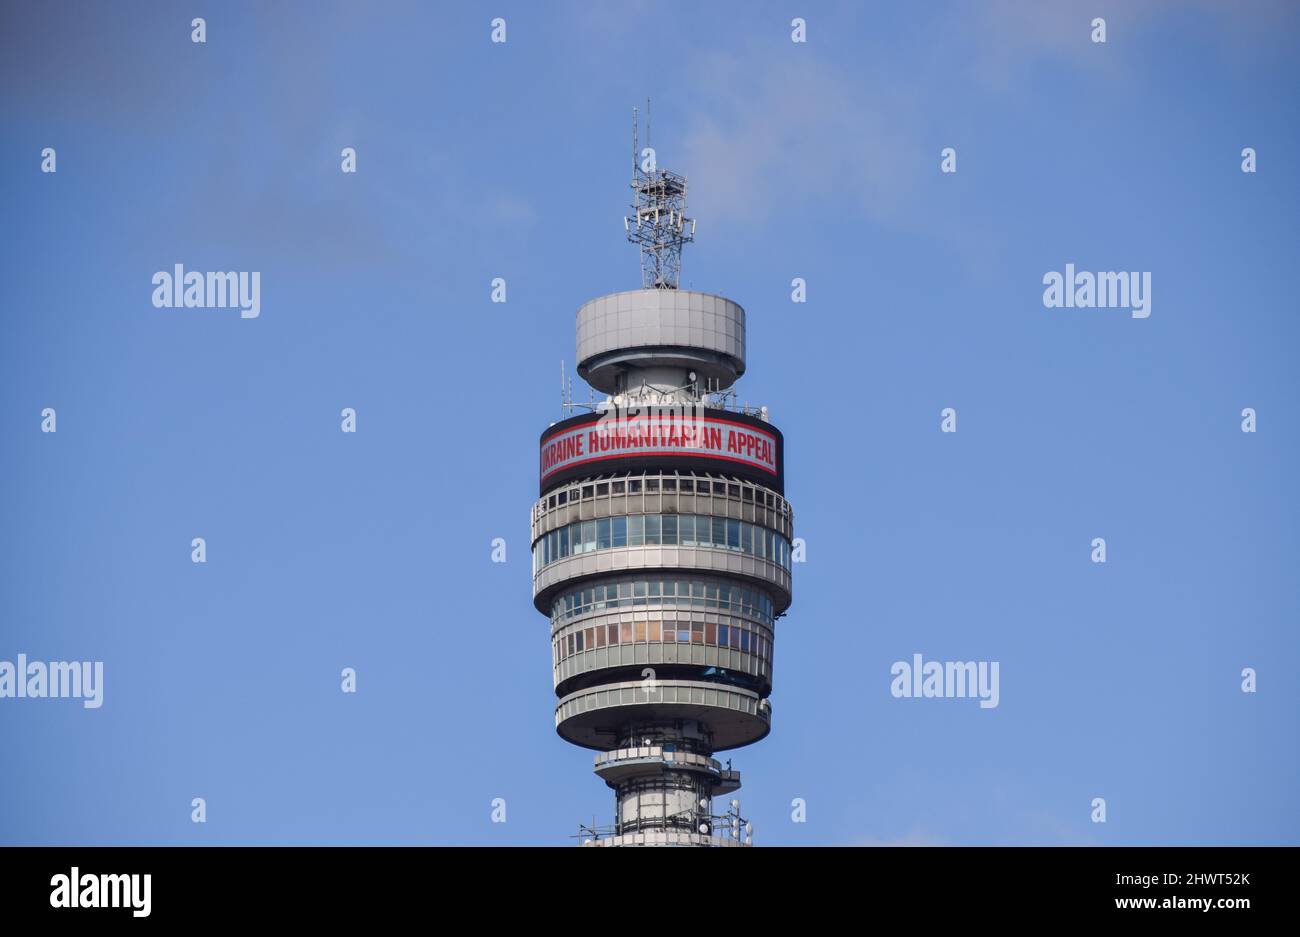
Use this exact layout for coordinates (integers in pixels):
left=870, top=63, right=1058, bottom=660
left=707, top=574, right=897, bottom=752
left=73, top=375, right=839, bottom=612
left=532, top=107, right=793, bottom=846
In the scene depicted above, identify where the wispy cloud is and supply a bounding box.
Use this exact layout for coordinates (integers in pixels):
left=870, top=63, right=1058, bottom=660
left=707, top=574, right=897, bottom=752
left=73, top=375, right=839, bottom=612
left=678, top=0, right=1298, bottom=236
left=682, top=51, right=922, bottom=228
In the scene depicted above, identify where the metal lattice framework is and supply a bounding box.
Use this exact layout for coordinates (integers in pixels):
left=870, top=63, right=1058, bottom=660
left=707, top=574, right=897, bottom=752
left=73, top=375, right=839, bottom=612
left=625, top=103, right=695, bottom=290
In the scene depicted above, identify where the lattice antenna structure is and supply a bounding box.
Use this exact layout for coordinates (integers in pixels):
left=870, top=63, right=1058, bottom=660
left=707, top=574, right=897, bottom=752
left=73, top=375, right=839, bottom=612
left=624, top=101, right=696, bottom=290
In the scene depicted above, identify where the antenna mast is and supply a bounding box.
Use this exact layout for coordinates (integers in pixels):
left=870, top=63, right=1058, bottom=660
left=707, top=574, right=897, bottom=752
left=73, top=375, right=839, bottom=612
left=624, top=100, right=695, bottom=290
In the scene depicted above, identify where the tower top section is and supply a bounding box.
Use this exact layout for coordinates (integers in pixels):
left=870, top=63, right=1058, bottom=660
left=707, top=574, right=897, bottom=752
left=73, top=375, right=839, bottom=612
left=624, top=101, right=695, bottom=290
left=575, top=289, right=745, bottom=398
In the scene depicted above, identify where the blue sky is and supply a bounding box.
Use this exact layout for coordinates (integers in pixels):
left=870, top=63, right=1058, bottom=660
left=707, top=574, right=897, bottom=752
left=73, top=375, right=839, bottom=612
left=1, top=1, right=1297, bottom=845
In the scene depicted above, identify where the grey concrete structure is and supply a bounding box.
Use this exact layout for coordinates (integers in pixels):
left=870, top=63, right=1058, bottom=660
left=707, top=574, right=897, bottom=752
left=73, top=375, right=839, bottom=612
left=531, top=124, right=792, bottom=846
left=576, top=289, right=746, bottom=396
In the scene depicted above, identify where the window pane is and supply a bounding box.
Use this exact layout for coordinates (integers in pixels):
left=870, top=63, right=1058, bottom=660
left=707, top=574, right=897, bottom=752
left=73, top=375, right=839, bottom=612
left=662, top=514, right=677, bottom=545
left=595, top=627, right=605, bottom=648
left=582, top=521, right=596, bottom=553
left=677, top=515, right=693, bottom=545
left=727, top=519, right=740, bottom=550
left=705, top=622, right=717, bottom=645
left=608, top=624, right=619, bottom=645
left=718, top=625, right=730, bottom=647
left=635, top=622, right=646, bottom=642
left=629, top=515, right=644, bottom=546
left=644, top=514, right=660, bottom=545
left=612, top=515, right=627, bottom=547
left=648, top=622, right=661, bottom=642
left=741, top=523, right=753, bottom=555
left=620, top=622, right=632, bottom=643
left=597, top=518, right=611, bottom=549
left=712, top=517, right=725, bottom=547
left=612, top=481, right=625, bottom=494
